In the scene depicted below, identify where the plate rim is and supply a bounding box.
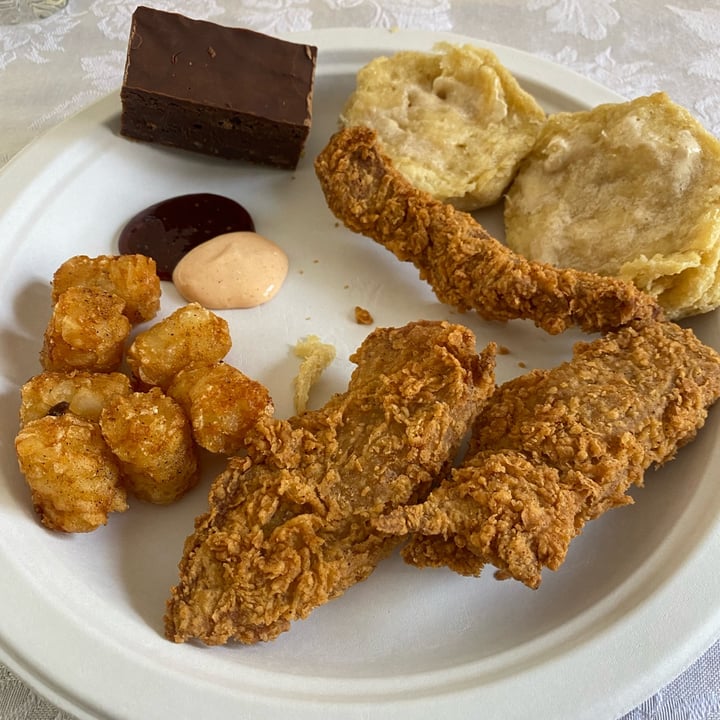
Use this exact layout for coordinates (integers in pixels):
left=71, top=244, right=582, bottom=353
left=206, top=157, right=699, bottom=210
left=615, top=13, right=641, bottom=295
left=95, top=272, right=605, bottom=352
left=1, top=26, right=719, bottom=720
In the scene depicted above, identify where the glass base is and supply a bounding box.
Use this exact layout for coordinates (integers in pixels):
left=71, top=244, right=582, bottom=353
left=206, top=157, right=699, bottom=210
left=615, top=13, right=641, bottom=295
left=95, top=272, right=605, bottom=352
left=0, top=0, right=68, bottom=24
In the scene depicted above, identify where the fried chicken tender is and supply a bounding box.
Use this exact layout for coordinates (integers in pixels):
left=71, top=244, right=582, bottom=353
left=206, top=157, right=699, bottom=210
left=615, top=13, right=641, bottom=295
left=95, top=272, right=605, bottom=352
left=19, top=370, right=132, bottom=426
left=52, top=254, right=161, bottom=324
left=314, top=126, right=662, bottom=335
left=165, top=320, right=496, bottom=645
left=168, top=361, right=274, bottom=454
left=126, top=303, right=232, bottom=390
left=40, top=286, right=131, bottom=372
left=100, top=387, right=199, bottom=504
left=15, top=414, right=128, bottom=533
left=376, top=319, right=720, bottom=588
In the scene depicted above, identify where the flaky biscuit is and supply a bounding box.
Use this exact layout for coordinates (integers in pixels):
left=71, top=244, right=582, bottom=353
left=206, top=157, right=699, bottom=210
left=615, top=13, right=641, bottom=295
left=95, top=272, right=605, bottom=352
left=340, top=42, right=546, bottom=210
left=504, top=92, right=720, bottom=319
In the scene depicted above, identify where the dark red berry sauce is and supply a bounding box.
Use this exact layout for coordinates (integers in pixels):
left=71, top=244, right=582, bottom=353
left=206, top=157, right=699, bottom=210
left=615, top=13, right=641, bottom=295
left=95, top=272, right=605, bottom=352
left=118, top=193, right=255, bottom=280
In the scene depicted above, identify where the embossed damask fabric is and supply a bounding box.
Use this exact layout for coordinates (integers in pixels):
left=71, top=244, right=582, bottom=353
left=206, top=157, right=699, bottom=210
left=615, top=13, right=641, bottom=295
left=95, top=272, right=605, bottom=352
left=3, top=0, right=720, bottom=167
left=2, top=1, right=720, bottom=718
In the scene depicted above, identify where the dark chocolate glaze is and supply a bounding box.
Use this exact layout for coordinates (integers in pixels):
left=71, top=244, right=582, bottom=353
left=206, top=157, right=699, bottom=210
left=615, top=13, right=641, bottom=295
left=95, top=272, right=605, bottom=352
left=123, top=7, right=316, bottom=125
left=118, top=193, right=254, bottom=280
left=120, top=7, right=317, bottom=168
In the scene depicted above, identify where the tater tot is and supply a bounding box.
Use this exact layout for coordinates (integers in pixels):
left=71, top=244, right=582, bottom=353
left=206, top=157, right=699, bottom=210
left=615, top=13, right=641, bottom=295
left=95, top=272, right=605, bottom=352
left=100, top=387, right=199, bottom=504
left=40, top=286, right=131, bottom=373
left=15, top=414, right=128, bottom=533
left=19, top=370, right=132, bottom=427
left=168, top=361, right=274, bottom=454
left=52, top=254, right=161, bottom=324
left=125, top=303, right=232, bottom=390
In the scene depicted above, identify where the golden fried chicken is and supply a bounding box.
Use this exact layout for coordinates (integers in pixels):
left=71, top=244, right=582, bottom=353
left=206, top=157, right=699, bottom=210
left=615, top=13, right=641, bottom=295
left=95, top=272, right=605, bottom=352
left=376, top=319, right=720, bottom=588
left=165, top=320, right=496, bottom=644
left=314, top=126, right=662, bottom=335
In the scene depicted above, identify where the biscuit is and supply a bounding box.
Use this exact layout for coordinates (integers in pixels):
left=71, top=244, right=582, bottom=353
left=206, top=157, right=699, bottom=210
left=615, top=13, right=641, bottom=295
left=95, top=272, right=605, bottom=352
left=504, top=92, right=720, bottom=319
left=340, top=42, right=546, bottom=210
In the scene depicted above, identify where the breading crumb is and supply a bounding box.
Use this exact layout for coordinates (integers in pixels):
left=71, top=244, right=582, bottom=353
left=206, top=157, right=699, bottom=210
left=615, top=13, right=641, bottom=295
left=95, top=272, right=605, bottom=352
left=292, top=335, right=336, bottom=413
left=354, top=306, right=374, bottom=325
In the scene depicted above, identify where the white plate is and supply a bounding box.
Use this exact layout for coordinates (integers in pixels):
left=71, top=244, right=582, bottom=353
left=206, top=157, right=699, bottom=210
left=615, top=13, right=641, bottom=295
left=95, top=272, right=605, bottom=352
left=1, top=27, right=719, bottom=720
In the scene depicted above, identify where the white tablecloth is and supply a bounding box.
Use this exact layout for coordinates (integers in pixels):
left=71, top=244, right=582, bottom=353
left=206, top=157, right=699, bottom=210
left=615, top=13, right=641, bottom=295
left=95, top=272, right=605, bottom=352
left=2, top=1, right=720, bottom=718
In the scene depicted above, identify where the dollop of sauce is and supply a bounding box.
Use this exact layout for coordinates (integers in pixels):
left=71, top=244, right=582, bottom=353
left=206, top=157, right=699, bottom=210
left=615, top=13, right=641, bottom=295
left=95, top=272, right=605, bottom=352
left=172, top=231, right=289, bottom=309
left=118, top=193, right=254, bottom=280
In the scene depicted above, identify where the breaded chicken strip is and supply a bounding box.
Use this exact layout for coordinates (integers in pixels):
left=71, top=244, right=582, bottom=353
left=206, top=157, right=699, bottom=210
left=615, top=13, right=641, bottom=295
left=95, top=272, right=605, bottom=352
left=314, top=126, right=662, bottom=335
left=376, top=320, right=720, bottom=588
left=165, top=321, right=496, bottom=644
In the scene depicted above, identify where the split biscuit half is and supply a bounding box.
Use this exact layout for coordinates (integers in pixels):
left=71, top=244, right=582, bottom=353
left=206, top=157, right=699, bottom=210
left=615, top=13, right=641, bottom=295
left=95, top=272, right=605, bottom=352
left=341, top=42, right=546, bottom=211
left=505, top=92, right=720, bottom=319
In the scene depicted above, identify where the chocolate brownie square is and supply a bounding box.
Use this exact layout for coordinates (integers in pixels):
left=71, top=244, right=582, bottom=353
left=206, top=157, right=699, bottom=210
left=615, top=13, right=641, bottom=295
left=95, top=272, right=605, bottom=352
left=121, top=7, right=317, bottom=169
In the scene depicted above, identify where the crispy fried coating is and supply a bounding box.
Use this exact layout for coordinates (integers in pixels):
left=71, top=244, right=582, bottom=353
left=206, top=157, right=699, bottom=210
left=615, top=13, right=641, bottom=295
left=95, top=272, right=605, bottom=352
left=165, top=320, right=496, bottom=645
left=100, top=387, right=199, bottom=504
left=168, top=361, right=274, bottom=454
left=52, top=254, right=161, bottom=324
left=376, top=320, right=720, bottom=588
left=19, top=370, right=132, bottom=427
left=126, top=303, right=232, bottom=390
left=15, top=414, right=128, bottom=533
left=40, top=286, right=131, bottom=373
left=314, top=126, right=662, bottom=335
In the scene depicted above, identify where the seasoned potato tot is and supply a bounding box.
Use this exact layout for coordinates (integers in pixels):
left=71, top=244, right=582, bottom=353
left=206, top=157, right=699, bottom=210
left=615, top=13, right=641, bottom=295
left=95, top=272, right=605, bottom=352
left=126, top=303, right=232, bottom=389
left=15, top=414, right=128, bottom=533
left=40, top=286, right=131, bottom=372
left=52, top=254, right=161, bottom=324
left=168, top=361, right=274, bottom=454
left=19, top=370, right=132, bottom=427
left=100, top=387, right=199, bottom=504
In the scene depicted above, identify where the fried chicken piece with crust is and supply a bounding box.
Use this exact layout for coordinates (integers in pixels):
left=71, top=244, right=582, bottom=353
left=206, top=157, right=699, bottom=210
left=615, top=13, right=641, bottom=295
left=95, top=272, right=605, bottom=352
left=376, top=320, right=720, bottom=588
left=165, top=320, right=496, bottom=644
left=314, top=126, right=662, bottom=335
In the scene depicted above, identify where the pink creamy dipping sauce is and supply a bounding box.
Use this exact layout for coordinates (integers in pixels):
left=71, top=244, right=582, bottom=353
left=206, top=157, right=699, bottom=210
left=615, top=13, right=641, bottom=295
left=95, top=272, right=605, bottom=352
left=172, top=231, right=289, bottom=309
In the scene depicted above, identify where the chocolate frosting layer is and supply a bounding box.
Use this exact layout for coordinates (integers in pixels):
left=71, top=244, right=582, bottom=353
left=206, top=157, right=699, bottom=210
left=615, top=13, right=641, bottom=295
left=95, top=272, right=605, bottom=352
left=123, top=6, right=315, bottom=127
